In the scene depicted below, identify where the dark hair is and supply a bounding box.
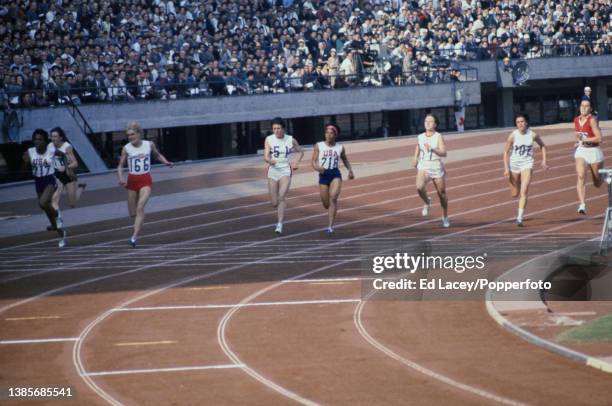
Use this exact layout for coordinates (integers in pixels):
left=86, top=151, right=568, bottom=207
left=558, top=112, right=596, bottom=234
left=425, top=113, right=439, bottom=127
left=50, top=126, right=67, bottom=142
left=32, top=128, right=49, bottom=142
left=515, top=113, right=530, bottom=125
left=271, top=117, right=285, bottom=128
left=324, top=122, right=341, bottom=136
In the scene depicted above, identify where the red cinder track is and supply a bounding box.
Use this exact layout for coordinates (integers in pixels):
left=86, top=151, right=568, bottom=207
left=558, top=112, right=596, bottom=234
left=1, top=131, right=611, bottom=405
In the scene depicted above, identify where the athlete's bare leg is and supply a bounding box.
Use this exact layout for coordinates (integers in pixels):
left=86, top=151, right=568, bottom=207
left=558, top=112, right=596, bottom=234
left=432, top=176, right=448, bottom=218
left=575, top=158, right=588, bottom=205
left=132, top=186, right=152, bottom=240
left=416, top=170, right=431, bottom=204
left=518, top=169, right=532, bottom=212
left=509, top=171, right=521, bottom=198
left=276, top=176, right=291, bottom=225
left=590, top=161, right=604, bottom=188
left=327, top=178, right=342, bottom=229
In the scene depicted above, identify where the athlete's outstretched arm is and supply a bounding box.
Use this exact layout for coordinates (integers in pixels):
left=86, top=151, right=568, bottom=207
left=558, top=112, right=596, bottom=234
left=65, top=146, right=79, bottom=169
left=341, top=146, right=355, bottom=179
left=502, top=134, right=514, bottom=177
left=264, top=139, right=276, bottom=165
left=432, top=135, right=447, bottom=157
left=533, top=133, right=548, bottom=169
left=291, top=138, right=304, bottom=170
left=311, top=143, right=323, bottom=173
left=151, top=142, right=173, bottom=167
left=413, top=144, right=420, bottom=168
left=117, top=147, right=128, bottom=186
left=589, top=116, right=603, bottom=144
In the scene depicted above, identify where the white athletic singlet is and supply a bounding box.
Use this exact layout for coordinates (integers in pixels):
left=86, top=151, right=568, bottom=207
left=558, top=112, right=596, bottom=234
left=510, top=129, right=535, bottom=162
left=317, top=141, right=343, bottom=170
left=51, top=141, right=72, bottom=171
left=28, top=145, right=55, bottom=178
left=266, top=134, right=294, bottom=168
left=124, top=140, right=152, bottom=175
left=417, top=132, right=443, bottom=163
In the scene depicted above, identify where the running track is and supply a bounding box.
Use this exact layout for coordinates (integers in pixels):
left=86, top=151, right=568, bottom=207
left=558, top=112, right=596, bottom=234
left=1, top=127, right=611, bottom=405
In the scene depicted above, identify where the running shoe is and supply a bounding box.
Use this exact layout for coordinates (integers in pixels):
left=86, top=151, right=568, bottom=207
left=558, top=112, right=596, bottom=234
left=58, top=229, right=67, bottom=248
left=129, top=237, right=137, bottom=248
left=46, top=224, right=57, bottom=231
left=442, top=217, right=450, bottom=228
left=422, top=196, right=432, bottom=217
left=516, top=217, right=524, bottom=227
left=275, top=223, right=283, bottom=234
left=577, top=203, right=586, bottom=215
left=326, top=227, right=334, bottom=235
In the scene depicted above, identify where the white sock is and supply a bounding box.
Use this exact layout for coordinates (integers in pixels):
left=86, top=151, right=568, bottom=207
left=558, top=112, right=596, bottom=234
left=518, top=208, right=524, bottom=219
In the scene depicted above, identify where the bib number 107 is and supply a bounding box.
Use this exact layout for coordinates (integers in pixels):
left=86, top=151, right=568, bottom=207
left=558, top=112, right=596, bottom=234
left=130, top=157, right=150, bottom=173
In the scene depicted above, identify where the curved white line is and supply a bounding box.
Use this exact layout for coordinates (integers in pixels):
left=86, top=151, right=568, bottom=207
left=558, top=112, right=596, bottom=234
left=353, top=295, right=525, bottom=406
left=63, top=151, right=602, bottom=403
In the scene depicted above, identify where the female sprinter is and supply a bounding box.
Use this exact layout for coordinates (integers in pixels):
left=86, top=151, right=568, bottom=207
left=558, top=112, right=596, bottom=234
left=117, top=121, right=173, bottom=247
left=311, top=123, right=355, bottom=234
left=264, top=117, right=304, bottom=234
left=23, top=129, right=66, bottom=247
left=414, top=114, right=449, bottom=227
left=503, top=114, right=548, bottom=226
left=49, top=127, right=87, bottom=227
left=574, top=98, right=604, bottom=214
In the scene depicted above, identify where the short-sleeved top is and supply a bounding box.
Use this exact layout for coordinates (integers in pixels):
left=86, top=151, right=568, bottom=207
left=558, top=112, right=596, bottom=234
left=417, top=132, right=443, bottom=163
left=266, top=134, right=294, bottom=168
left=317, top=141, right=343, bottom=170
left=124, top=140, right=152, bottom=175
left=574, top=114, right=599, bottom=146
left=28, top=145, right=55, bottom=178
left=510, top=129, right=535, bottom=161
left=50, top=141, right=72, bottom=172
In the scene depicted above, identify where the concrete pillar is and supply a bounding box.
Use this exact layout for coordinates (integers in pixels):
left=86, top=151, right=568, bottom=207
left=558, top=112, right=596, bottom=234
left=496, top=88, right=514, bottom=127
left=595, top=80, right=608, bottom=121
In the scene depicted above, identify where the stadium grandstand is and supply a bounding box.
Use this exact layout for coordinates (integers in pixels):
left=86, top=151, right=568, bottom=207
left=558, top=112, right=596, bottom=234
left=0, top=0, right=611, bottom=106
left=0, top=0, right=611, bottom=179
left=2, top=2, right=612, bottom=404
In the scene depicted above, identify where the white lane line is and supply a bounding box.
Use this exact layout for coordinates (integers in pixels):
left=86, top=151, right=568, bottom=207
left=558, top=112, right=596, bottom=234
left=5, top=315, right=61, bottom=321
left=1, top=337, right=78, bottom=344
left=75, top=167, right=582, bottom=405
left=85, top=364, right=243, bottom=377
left=116, top=299, right=361, bottom=312
left=73, top=174, right=601, bottom=405
left=353, top=297, right=524, bottom=406
left=114, top=340, right=176, bottom=347
left=0, top=153, right=593, bottom=284
left=0, top=147, right=516, bottom=254
left=284, top=277, right=366, bottom=283
left=218, top=193, right=605, bottom=406
left=3, top=167, right=587, bottom=312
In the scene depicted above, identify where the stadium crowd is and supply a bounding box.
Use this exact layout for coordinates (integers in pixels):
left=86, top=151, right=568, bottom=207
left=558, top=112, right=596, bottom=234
left=0, top=0, right=611, bottom=107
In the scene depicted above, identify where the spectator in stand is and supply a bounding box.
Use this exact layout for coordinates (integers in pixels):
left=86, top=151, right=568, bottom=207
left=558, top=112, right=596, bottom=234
left=0, top=0, right=610, bottom=107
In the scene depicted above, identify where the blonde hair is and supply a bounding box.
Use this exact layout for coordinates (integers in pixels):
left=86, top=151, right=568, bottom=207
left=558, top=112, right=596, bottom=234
left=127, top=121, right=142, bottom=135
